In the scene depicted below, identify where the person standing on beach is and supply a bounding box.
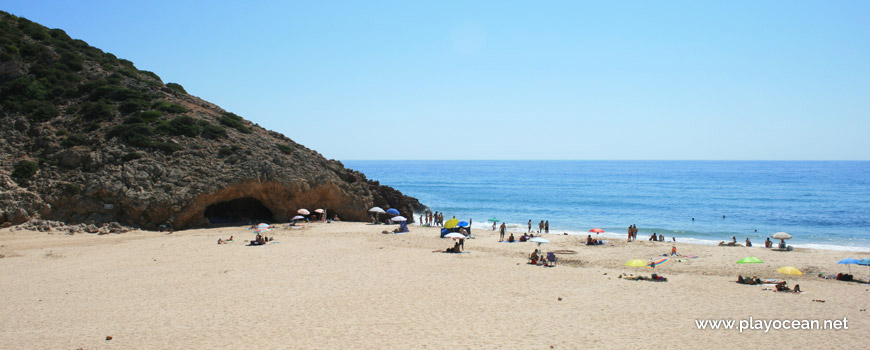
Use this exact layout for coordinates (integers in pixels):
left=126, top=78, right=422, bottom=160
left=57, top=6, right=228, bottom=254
left=545, top=220, right=549, bottom=233
left=528, top=220, right=532, bottom=233
left=538, top=220, right=544, bottom=234
left=628, top=226, right=632, bottom=242
left=499, top=222, right=506, bottom=241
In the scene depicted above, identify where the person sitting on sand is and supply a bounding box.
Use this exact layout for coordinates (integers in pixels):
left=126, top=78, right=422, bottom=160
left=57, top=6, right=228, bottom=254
left=507, top=233, right=515, bottom=242
left=793, top=284, right=801, bottom=293
left=775, top=281, right=790, bottom=292
left=658, top=233, right=664, bottom=242
left=333, top=215, right=340, bottom=221
left=519, top=234, right=529, bottom=242
left=778, top=239, right=786, bottom=249
left=671, top=245, right=678, bottom=256
left=765, top=237, right=772, bottom=248
left=649, top=233, right=656, bottom=241
left=586, top=235, right=594, bottom=246
left=529, top=250, right=539, bottom=264
left=445, top=242, right=461, bottom=253
left=745, top=237, right=752, bottom=247
left=218, top=238, right=224, bottom=245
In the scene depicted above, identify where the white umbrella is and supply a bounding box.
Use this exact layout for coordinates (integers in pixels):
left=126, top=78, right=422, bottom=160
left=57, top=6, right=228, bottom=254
left=297, top=208, right=310, bottom=215
left=391, top=216, right=407, bottom=222
left=529, top=237, right=550, bottom=246
left=444, top=232, right=466, bottom=239
left=291, top=215, right=304, bottom=221
left=314, top=209, right=325, bottom=214
left=771, top=232, right=792, bottom=240
left=368, top=207, right=385, bottom=214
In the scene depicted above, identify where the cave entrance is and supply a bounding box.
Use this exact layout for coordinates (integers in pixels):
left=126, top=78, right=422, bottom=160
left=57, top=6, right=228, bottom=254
left=204, top=197, right=273, bottom=224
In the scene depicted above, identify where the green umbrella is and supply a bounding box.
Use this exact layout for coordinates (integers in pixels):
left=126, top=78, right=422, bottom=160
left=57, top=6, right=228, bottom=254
left=487, top=218, right=500, bottom=222
left=736, top=257, right=764, bottom=264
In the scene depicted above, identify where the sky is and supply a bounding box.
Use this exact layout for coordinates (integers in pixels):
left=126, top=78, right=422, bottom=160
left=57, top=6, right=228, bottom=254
left=5, top=1, right=869, bottom=160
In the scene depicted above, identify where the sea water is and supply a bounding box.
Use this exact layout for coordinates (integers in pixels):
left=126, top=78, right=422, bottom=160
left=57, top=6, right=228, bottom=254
left=343, top=161, right=870, bottom=252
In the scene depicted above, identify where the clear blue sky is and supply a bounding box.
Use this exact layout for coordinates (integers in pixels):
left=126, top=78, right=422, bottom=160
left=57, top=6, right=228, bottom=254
left=6, top=1, right=869, bottom=160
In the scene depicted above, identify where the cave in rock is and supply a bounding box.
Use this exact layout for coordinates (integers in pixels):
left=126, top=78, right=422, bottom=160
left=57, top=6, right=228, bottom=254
left=203, top=197, right=274, bottom=224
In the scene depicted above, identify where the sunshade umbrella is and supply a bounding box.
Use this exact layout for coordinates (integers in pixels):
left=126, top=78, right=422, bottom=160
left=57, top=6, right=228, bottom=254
left=625, top=259, right=648, bottom=268
left=771, top=232, right=792, bottom=240
left=386, top=208, right=400, bottom=215
left=457, top=221, right=470, bottom=228
left=444, top=218, right=459, bottom=229
left=838, top=258, right=860, bottom=274
left=736, top=257, right=764, bottom=264
left=314, top=209, right=325, bottom=214
left=297, top=209, right=310, bottom=215
left=529, top=237, right=550, bottom=246
left=858, top=259, right=870, bottom=281
left=589, top=228, right=604, bottom=233
left=391, top=216, right=407, bottom=222
left=444, top=232, right=466, bottom=239
left=776, top=266, right=803, bottom=276
left=647, top=258, right=668, bottom=268
left=368, top=207, right=385, bottom=214
left=487, top=218, right=500, bottom=222
left=291, top=215, right=304, bottom=221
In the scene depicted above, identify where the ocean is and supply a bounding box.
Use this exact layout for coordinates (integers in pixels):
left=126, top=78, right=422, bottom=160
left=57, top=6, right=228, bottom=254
left=342, top=161, right=870, bottom=252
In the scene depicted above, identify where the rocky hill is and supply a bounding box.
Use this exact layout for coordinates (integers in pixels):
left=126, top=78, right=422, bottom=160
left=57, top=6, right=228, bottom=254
left=0, top=11, right=425, bottom=229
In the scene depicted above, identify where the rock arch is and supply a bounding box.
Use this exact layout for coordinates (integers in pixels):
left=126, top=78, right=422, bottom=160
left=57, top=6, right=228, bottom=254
left=203, top=197, right=273, bottom=224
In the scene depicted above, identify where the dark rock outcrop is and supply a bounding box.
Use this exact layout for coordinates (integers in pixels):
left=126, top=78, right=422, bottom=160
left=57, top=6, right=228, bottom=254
left=0, top=12, right=425, bottom=229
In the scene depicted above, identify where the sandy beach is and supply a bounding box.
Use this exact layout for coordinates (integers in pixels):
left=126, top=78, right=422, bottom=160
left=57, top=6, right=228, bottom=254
left=1, top=221, right=868, bottom=349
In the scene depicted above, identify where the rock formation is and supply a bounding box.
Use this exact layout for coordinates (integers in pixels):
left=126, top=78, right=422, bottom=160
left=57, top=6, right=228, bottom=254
left=0, top=11, right=425, bottom=229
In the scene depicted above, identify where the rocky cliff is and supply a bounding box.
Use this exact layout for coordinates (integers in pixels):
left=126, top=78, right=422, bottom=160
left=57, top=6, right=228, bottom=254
left=0, top=11, right=425, bottom=229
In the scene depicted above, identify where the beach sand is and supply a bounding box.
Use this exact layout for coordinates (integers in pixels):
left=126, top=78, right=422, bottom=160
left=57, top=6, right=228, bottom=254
left=1, top=222, right=868, bottom=349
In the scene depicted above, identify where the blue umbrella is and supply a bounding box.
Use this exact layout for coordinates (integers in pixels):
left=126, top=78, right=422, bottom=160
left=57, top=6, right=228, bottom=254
left=858, top=259, right=870, bottom=282
left=838, top=258, right=860, bottom=274
left=386, top=208, right=400, bottom=215
left=457, top=221, right=469, bottom=228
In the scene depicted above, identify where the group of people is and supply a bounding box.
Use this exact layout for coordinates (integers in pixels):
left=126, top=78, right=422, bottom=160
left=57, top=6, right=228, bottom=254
left=586, top=235, right=603, bottom=246
left=528, top=249, right=555, bottom=266
left=648, top=232, right=665, bottom=242
left=504, top=232, right=541, bottom=243
left=423, top=212, right=445, bottom=227
left=527, top=220, right=549, bottom=233
left=627, top=224, right=638, bottom=241
left=249, top=233, right=273, bottom=246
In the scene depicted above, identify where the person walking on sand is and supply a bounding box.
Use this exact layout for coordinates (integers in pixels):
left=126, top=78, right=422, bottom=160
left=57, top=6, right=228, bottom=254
left=499, top=222, right=506, bottom=242
left=528, top=220, right=532, bottom=233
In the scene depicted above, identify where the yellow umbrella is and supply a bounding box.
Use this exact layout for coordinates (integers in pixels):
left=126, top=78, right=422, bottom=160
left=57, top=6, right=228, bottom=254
left=625, top=259, right=648, bottom=268
left=776, top=266, right=803, bottom=276
left=444, top=218, right=459, bottom=229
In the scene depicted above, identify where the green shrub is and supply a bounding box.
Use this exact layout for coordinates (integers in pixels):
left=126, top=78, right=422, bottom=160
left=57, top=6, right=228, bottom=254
left=139, top=70, right=161, bottom=82
left=79, top=101, right=114, bottom=121
left=154, top=115, right=200, bottom=137
left=217, top=144, right=242, bottom=158
left=151, top=141, right=182, bottom=154
left=11, top=160, right=39, bottom=180
left=138, top=110, right=161, bottom=123
left=218, top=112, right=252, bottom=133
left=201, top=123, right=227, bottom=139
left=61, top=133, right=89, bottom=147
left=22, top=100, right=57, bottom=122
left=276, top=144, right=292, bottom=155
left=165, top=82, right=186, bottom=94
left=63, top=183, right=81, bottom=195
left=119, top=99, right=150, bottom=114
left=108, top=123, right=153, bottom=148
left=152, top=101, right=188, bottom=113
left=121, top=152, right=143, bottom=162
